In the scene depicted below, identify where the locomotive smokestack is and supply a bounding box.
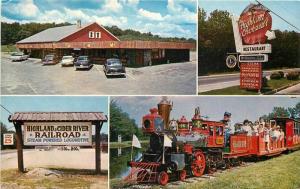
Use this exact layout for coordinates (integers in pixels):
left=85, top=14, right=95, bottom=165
left=157, top=97, right=173, bottom=130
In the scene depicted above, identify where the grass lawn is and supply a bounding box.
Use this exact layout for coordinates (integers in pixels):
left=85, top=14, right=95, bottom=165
left=1, top=45, right=17, bottom=53
left=184, top=151, right=300, bottom=189
left=1, top=168, right=108, bottom=188
left=110, top=140, right=149, bottom=149
left=200, top=78, right=300, bottom=95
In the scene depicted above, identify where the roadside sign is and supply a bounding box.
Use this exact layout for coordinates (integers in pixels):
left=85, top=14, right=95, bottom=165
left=241, top=44, right=272, bottom=54
left=118, top=135, right=122, bottom=143
left=240, top=62, right=262, bottom=90
left=239, top=54, right=268, bottom=63
left=23, top=122, right=92, bottom=146
left=226, top=55, right=238, bottom=68
left=3, top=133, right=14, bottom=145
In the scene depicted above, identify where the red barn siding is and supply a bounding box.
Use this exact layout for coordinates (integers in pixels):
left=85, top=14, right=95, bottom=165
left=60, top=23, right=119, bottom=42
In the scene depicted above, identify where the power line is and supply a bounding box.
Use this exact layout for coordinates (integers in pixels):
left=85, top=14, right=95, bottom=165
left=0, top=104, right=13, bottom=115
left=0, top=104, right=15, bottom=131
left=255, top=0, right=300, bottom=32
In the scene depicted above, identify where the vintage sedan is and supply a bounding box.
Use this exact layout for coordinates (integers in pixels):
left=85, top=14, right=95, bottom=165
left=60, top=56, right=75, bottom=67
left=42, top=54, right=58, bottom=65
left=103, top=58, right=126, bottom=76
left=10, top=52, right=28, bottom=61
left=74, top=56, right=92, bottom=70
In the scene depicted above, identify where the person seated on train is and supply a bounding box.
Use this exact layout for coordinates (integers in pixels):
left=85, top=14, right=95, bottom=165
left=279, top=128, right=285, bottom=141
left=273, top=126, right=281, bottom=148
left=241, top=120, right=252, bottom=136
left=264, top=123, right=271, bottom=151
left=258, top=123, right=264, bottom=134
left=252, top=121, right=259, bottom=136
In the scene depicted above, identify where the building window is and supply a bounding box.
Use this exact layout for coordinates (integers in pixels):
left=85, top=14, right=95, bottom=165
left=95, top=32, right=101, bottom=38
left=89, top=31, right=94, bottom=38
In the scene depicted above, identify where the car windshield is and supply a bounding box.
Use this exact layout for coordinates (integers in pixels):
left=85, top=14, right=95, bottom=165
left=78, top=56, right=88, bottom=61
left=13, top=53, right=23, bottom=56
left=107, top=59, right=121, bottom=66
left=45, top=55, right=54, bottom=60
left=62, top=56, right=73, bottom=59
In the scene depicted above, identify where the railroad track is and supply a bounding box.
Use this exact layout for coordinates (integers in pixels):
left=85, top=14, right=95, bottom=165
left=124, top=162, right=255, bottom=189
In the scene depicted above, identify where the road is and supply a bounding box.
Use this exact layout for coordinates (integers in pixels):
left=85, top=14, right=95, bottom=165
left=198, top=68, right=300, bottom=93
left=276, top=83, right=300, bottom=95
left=1, top=148, right=108, bottom=171
left=1, top=52, right=196, bottom=95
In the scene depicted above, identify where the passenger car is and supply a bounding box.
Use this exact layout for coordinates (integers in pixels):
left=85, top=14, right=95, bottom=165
left=42, top=54, right=58, bottom=65
left=74, top=56, right=92, bottom=70
left=60, top=56, right=74, bottom=67
left=103, top=58, right=126, bottom=76
left=10, top=52, right=28, bottom=61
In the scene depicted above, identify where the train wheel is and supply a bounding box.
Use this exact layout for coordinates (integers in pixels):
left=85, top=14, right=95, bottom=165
left=178, top=170, right=187, bottom=181
left=157, top=171, right=169, bottom=186
left=191, top=151, right=206, bottom=177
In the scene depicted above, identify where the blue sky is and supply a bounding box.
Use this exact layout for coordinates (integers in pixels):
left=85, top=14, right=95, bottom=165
left=0, top=96, right=108, bottom=134
left=199, top=0, right=300, bottom=32
left=112, top=96, right=299, bottom=128
left=1, top=0, right=197, bottom=39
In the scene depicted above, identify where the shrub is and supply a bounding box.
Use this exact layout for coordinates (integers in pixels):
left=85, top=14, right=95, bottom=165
left=286, top=71, right=300, bottom=80
left=270, top=72, right=281, bottom=80
left=278, top=71, right=285, bottom=78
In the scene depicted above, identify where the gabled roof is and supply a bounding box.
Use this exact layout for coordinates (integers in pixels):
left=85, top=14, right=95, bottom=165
left=17, top=22, right=119, bottom=44
left=9, top=112, right=108, bottom=122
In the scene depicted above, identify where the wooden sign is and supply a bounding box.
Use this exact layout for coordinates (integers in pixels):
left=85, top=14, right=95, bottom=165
left=238, top=5, right=272, bottom=45
left=23, top=122, right=92, bottom=146
left=3, top=133, right=14, bottom=145
left=240, top=62, right=262, bottom=89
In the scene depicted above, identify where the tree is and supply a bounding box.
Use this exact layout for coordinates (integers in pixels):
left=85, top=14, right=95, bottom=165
left=110, top=100, right=143, bottom=142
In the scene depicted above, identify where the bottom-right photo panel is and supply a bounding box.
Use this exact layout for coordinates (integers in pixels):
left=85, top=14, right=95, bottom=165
left=109, top=96, right=300, bottom=189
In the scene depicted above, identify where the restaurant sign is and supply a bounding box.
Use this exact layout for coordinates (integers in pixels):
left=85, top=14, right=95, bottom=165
left=238, top=4, right=272, bottom=45
left=24, top=122, right=92, bottom=146
left=240, top=62, right=262, bottom=89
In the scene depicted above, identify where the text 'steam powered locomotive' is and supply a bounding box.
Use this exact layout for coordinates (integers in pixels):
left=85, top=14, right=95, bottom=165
left=125, top=98, right=300, bottom=185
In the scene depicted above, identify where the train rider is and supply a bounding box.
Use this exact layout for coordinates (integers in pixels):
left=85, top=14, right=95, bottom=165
left=264, top=123, right=271, bottom=151
left=273, top=126, right=281, bottom=148
left=242, top=119, right=252, bottom=136
left=252, top=121, right=259, bottom=136
left=222, top=112, right=233, bottom=147
left=280, top=128, right=285, bottom=145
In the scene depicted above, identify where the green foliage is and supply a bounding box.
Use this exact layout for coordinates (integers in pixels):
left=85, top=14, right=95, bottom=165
left=263, top=102, right=300, bottom=120
left=1, top=22, right=72, bottom=45
left=1, top=22, right=195, bottom=45
left=198, top=9, right=300, bottom=76
left=286, top=71, right=300, bottom=80
left=270, top=72, right=282, bottom=80
left=110, top=100, right=144, bottom=142
left=278, top=71, right=285, bottom=78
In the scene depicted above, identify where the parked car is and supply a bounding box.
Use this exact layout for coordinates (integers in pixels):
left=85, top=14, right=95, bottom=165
left=60, top=55, right=75, bottom=67
left=42, top=54, right=58, bottom=65
left=103, top=58, right=126, bottom=76
left=10, top=52, right=28, bottom=61
left=74, top=56, right=92, bottom=70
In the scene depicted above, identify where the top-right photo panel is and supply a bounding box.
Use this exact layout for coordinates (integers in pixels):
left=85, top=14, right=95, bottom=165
left=198, top=0, right=300, bottom=95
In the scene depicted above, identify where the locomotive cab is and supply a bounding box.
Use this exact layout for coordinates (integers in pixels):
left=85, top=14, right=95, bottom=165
left=142, top=108, right=164, bottom=134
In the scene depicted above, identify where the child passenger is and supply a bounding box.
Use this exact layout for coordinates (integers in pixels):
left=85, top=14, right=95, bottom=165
left=264, top=123, right=270, bottom=151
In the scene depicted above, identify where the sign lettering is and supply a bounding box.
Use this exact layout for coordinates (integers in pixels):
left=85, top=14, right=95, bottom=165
left=24, top=122, right=92, bottom=146
left=3, top=133, right=14, bottom=145
left=240, top=62, right=262, bottom=89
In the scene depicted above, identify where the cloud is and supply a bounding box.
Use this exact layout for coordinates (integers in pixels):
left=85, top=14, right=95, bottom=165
left=138, top=9, right=164, bottom=21
left=102, top=0, right=123, bottom=12
left=166, top=0, right=196, bottom=23
left=5, top=0, right=39, bottom=18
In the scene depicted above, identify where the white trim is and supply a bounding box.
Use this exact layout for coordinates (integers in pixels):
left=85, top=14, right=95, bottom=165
left=89, top=31, right=95, bottom=38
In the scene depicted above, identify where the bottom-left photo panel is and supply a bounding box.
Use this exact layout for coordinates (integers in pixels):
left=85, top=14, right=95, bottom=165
left=0, top=96, right=109, bottom=189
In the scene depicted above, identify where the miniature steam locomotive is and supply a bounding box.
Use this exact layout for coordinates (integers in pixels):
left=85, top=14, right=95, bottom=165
left=126, top=98, right=300, bottom=185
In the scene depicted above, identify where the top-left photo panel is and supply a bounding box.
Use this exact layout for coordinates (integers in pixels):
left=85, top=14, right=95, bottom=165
left=1, top=0, right=197, bottom=95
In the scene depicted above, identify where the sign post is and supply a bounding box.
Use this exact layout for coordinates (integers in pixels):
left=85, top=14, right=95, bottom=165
left=228, top=3, right=275, bottom=92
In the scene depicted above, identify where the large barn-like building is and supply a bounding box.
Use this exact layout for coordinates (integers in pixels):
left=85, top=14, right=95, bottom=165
left=16, top=21, right=195, bottom=66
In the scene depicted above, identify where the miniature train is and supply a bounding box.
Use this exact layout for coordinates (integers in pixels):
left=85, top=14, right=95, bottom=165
left=125, top=98, right=300, bottom=185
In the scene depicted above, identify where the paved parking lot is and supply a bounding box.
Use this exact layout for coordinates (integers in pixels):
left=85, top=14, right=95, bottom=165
left=1, top=53, right=196, bottom=95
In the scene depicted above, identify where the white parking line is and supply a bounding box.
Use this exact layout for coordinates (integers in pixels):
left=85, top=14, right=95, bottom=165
left=126, top=73, right=135, bottom=80
left=94, top=65, right=102, bottom=73
left=27, top=83, right=38, bottom=94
